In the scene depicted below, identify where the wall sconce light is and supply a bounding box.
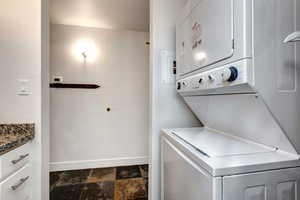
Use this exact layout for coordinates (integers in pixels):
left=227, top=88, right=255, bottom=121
left=73, top=39, right=98, bottom=63
left=82, top=52, right=88, bottom=62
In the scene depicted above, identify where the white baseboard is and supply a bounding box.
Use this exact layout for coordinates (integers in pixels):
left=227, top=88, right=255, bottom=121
left=50, top=156, right=149, bottom=172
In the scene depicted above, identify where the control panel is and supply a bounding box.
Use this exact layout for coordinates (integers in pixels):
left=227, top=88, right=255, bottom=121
left=177, top=60, right=251, bottom=93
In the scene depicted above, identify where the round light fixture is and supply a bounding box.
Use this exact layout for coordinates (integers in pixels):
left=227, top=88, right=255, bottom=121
left=73, top=39, right=98, bottom=62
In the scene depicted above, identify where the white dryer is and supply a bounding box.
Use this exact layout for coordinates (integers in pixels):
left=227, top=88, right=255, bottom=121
left=161, top=0, right=300, bottom=199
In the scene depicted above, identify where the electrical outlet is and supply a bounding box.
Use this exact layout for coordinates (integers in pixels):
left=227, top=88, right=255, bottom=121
left=53, top=76, right=64, bottom=83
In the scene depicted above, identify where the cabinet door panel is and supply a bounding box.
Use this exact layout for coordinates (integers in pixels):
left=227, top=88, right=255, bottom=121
left=223, top=167, right=300, bottom=200
left=0, top=165, right=31, bottom=200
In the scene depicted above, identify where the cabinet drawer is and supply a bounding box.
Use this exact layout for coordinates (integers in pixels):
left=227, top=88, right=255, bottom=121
left=0, top=165, right=31, bottom=200
left=0, top=143, right=30, bottom=180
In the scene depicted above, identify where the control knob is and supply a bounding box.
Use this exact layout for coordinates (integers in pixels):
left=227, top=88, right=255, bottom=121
left=208, top=75, right=215, bottom=81
left=177, top=81, right=188, bottom=90
left=198, top=78, right=203, bottom=84
left=177, top=82, right=181, bottom=90
left=222, top=66, right=238, bottom=82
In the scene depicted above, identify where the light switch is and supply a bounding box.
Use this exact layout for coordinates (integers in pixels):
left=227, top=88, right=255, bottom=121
left=160, top=50, right=176, bottom=84
left=17, top=79, right=30, bottom=96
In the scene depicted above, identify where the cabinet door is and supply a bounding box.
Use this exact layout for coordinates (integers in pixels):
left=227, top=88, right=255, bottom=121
left=223, top=167, right=300, bottom=200
left=177, top=0, right=234, bottom=76
left=252, top=0, right=300, bottom=154
left=0, top=165, right=31, bottom=200
left=161, top=137, right=221, bottom=200
left=274, top=0, right=298, bottom=92
left=0, top=143, right=30, bottom=181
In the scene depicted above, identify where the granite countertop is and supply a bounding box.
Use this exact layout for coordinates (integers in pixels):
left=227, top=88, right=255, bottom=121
left=0, top=124, right=35, bottom=155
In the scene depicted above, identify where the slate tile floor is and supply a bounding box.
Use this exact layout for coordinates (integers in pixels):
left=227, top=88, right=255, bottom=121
left=50, top=165, right=148, bottom=200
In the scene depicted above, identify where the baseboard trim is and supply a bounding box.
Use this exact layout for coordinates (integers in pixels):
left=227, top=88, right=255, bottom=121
left=50, top=156, right=149, bottom=172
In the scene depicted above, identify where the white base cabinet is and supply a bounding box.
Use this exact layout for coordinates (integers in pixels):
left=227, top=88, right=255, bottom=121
left=0, top=144, right=31, bottom=200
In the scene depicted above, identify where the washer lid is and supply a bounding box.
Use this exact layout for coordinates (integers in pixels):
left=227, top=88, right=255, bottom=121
left=171, top=128, right=275, bottom=158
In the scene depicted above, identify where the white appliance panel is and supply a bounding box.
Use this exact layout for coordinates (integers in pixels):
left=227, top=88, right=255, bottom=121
left=183, top=94, right=297, bottom=155
left=161, top=137, right=222, bottom=200
left=223, top=167, right=300, bottom=200
left=177, top=59, right=254, bottom=95
left=177, top=0, right=234, bottom=76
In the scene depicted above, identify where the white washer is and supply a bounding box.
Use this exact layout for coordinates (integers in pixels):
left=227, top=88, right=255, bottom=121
left=161, top=128, right=300, bottom=200
left=161, top=0, right=300, bottom=199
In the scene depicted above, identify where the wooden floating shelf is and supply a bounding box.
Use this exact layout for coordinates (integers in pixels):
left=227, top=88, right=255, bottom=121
left=50, top=83, right=101, bottom=89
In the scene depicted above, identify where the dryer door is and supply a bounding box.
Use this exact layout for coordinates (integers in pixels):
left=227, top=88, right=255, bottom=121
left=177, top=0, right=234, bottom=76
left=161, top=136, right=222, bottom=200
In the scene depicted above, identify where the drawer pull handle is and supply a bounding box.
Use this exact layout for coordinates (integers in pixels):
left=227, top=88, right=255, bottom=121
left=11, top=154, right=29, bottom=165
left=11, top=176, right=29, bottom=191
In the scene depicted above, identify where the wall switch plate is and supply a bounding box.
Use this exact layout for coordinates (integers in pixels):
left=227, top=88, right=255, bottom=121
left=17, top=79, right=30, bottom=96
left=160, top=50, right=176, bottom=84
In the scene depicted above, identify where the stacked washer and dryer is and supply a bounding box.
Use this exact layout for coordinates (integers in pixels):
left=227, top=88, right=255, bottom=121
left=161, top=0, right=300, bottom=199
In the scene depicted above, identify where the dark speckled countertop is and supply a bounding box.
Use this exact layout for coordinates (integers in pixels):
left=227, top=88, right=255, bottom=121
left=0, top=124, right=35, bottom=155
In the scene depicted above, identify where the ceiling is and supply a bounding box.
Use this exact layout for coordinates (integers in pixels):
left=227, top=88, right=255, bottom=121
left=50, top=0, right=149, bottom=32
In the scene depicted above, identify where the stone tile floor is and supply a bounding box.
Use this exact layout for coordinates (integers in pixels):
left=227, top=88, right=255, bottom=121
left=50, top=165, right=148, bottom=200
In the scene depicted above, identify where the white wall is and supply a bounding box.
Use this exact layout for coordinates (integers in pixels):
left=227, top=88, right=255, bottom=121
left=50, top=24, right=149, bottom=171
left=149, top=0, right=200, bottom=199
left=0, top=0, right=45, bottom=200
